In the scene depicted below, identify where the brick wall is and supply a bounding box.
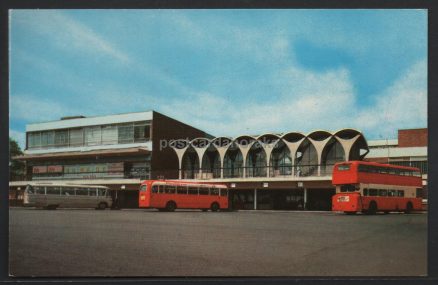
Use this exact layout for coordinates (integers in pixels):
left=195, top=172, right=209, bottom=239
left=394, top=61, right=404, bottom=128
left=398, top=128, right=427, bottom=147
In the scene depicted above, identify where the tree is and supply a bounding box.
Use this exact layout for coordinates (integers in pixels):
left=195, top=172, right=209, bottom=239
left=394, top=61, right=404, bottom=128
left=9, top=137, right=25, bottom=181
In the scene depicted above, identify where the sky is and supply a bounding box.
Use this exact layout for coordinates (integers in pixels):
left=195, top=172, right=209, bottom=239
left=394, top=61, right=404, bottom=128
left=9, top=9, right=427, bottom=149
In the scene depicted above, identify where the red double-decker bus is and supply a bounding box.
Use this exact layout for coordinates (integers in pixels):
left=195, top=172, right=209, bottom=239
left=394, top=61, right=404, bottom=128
left=331, top=161, right=422, bottom=214
left=138, top=180, right=228, bottom=211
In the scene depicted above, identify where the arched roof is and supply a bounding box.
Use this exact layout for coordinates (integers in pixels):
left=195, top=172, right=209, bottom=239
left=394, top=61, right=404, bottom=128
left=307, top=130, right=332, bottom=141
left=234, top=135, right=256, bottom=146
left=170, top=128, right=370, bottom=166
left=211, top=136, right=233, bottom=147
left=281, top=132, right=306, bottom=143
left=190, top=137, right=211, bottom=148
left=169, top=139, right=190, bottom=149
left=333, top=128, right=363, bottom=140
left=257, top=133, right=280, bottom=144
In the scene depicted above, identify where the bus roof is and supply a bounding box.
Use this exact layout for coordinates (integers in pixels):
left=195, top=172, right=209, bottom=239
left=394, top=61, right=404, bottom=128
left=25, top=182, right=109, bottom=189
left=143, top=180, right=227, bottom=188
left=335, top=160, right=420, bottom=172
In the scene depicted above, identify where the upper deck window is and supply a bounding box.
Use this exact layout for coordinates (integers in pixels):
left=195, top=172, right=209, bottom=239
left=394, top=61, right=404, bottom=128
left=337, top=164, right=351, bottom=171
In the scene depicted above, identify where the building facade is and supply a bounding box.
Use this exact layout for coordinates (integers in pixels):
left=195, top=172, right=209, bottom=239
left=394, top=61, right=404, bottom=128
left=169, top=129, right=369, bottom=210
left=10, top=110, right=427, bottom=211
left=11, top=111, right=210, bottom=207
left=365, top=128, right=428, bottom=200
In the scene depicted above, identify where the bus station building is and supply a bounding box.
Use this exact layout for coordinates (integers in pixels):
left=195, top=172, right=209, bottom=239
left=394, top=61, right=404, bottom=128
left=10, top=111, right=427, bottom=210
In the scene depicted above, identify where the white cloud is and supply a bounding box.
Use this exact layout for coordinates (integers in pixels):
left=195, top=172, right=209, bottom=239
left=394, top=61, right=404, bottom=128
left=157, top=65, right=356, bottom=137
left=354, top=59, right=427, bottom=138
left=12, top=10, right=130, bottom=63
left=155, top=59, right=426, bottom=141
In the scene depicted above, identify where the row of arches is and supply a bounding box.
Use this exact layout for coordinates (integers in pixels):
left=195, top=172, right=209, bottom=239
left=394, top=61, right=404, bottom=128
left=170, top=129, right=369, bottom=179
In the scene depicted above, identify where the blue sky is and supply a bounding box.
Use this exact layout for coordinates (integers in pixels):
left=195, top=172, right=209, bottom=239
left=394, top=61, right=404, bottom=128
left=9, top=9, right=427, bottom=149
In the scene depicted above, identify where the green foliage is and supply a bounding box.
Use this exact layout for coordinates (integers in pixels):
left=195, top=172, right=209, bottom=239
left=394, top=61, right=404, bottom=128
left=9, top=137, right=25, bottom=181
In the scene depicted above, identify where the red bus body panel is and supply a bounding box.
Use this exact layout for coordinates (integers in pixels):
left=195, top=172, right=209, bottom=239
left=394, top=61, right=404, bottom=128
left=332, top=194, right=422, bottom=212
left=139, top=180, right=228, bottom=210
left=332, top=192, right=362, bottom=212
left=332, top=161, right=422, bottom=187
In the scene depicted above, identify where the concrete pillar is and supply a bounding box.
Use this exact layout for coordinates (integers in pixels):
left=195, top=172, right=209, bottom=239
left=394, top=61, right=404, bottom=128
left=215, top=145, right=230, bottom=179
left=193, top=146, right=208, bottom=178
left=261, top=141, right=278, bottom=178
left=303, top=188, right=307, bottom=210
left=307, top=136, right=332, bottom=176
left=237, top=141, right=255, bottom=178
left=335, top=134, right=360, bottom=161
left=283, top=138, right=305, bottom=177
left=254, top=188, right=257, bottom=210
left=170, top=144, right=189, bottom=179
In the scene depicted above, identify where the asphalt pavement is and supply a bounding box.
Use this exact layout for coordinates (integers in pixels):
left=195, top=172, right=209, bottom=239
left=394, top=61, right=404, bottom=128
left=9, top=207, right=427, bottom=277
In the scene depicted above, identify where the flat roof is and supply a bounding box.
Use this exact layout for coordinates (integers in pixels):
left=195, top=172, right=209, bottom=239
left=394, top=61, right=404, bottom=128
left=366, top=146, right=427, bottom=158
left=26, top=111, right=153, bottom=132
left=367, top=139, right=398, bottom=147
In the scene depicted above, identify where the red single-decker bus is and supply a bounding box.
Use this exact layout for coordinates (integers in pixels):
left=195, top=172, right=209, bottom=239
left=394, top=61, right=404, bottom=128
left=139, top=180, right=228, bottom=211
left=332, top=161, right=422, bottom=214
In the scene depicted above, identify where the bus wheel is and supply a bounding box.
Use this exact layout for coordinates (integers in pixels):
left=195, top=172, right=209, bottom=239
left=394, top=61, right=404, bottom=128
left=211, top=202, right=219, bottom=212
left=405, top=202, right=413, bottom=214
left=367, top=201, right=377, bottom=215
left=165, top=201, right=176, bottom=212
left=97, top=202, right=107, bottom=210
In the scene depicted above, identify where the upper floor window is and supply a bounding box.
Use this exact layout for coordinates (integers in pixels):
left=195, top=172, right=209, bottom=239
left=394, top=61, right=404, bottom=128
left=27, top=121, right=151, bottom=150
left=134, top=123, right=150, bottom=142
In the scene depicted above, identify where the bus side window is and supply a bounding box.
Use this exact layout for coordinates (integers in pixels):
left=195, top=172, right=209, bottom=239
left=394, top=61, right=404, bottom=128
left=177, top=186, right=187, bottom=195
left=46, top=186, right=60, bottom=195
left=35, top=186, right=45, bottom=195
left=188, top=187, right=198, bottom=195
left=62, top=187, right=75, bottom=196
left=158, top=185, right=164, bottom=194
left=397, top=190, right=404, bottom=197
left=378, top=189, right=387, bottom=197
left=89, top=188, right=97, bottom=196
left=369, top=189, right=378, bottom=196
left=166, top=185, right=176, bottom=194
left=199, top=187, right=209, bottom=195
left=220, top=189, right=228, bottom=196
left=363, top=188, right=368, bottom=196
left=210, top=187, right=219, bottom=196
left=152, top=185, right=158, bottom=193
left=76, top=188, right=88, bottom=196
